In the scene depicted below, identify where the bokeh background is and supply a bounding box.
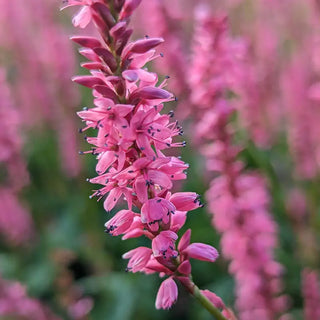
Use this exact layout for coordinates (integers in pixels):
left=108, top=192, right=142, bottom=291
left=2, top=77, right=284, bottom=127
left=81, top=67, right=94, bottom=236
left=0, top=0, right=319, bottom=319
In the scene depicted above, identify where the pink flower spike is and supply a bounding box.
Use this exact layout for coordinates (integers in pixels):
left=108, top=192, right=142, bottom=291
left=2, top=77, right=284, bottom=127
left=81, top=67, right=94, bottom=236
left=122, top=247, right=152, bottom=273
left=169, top=192, right=203, bottom=211
left=155, top=278, right=178, bottom=310
left=185, top=243, right=219, bottom=262
left=104, top=210, right=134, bottom=236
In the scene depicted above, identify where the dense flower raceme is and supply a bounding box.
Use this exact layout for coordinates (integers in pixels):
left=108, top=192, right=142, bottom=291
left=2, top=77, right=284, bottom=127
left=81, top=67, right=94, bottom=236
left=234, top=0, right=284, bottom=149
left=0, top=69, right=28, bottom=191
left=65, top=0, right=224, bottom=312
left=0, top=274, right=61, bottom=320
left=281, top=42, right=320, bottom=179
left=0, top=69, right=33, bottom=245
left=189, top=7, right=287, bottom=320
left=302, top=268, right=320, bottom=320
left=0, top=0, right=81, bottom=176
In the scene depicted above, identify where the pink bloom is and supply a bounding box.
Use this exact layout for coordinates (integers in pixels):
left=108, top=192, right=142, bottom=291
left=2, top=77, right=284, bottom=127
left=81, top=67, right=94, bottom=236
left=0, top=275, right=61, bottom=320
left=302, top=269, right=320, bottom=320
left=0, top=189, right=33, bottom=245
left=104, top=210, right=135, bottom=236
left=184, top=243, right=219, bottom=263
left=169, top=192, right=203, bottom=211
left=141, top=198, right=175, bottom=232
left=0, top=1, right=81, bottom=177
left=122, top=247, right=152, bottom=273
left=188, top=5, right=287, bottom=319
left=155, top=277, right=178, bottom=310
left=152, top=231, right=178, bottom=260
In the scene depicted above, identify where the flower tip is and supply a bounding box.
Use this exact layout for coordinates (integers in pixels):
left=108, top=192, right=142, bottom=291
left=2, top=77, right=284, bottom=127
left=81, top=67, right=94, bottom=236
left=155, top=278, right=178, bottom=310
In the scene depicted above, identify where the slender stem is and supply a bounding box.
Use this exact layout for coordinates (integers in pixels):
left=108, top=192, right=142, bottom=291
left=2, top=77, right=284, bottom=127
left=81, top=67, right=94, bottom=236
left=178, top=277, right=230, bottom=320
left=192, top=285, right=229, bottom=320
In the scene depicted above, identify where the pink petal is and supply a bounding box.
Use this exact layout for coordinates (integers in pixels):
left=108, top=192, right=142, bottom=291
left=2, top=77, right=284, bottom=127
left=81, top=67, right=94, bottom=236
left=170, top=210, right=187, bottom=232
left=122, top=247, right=152, bottom=273
left=155, top=278, right=178, bottom=310
left=91, top=3, right=115, bottom=29
left=177, top=260, right=191, bottom=275
left=96, top=151, right=116, bottom=174
left=93, top=47, right=117, bottom=72
left=72, top=6, right=91, bottom=28
left=70, top=36, right=102, bottom=49
left=129, top=38, right=164, bottom=54
left=200, top=290, right=225, bottom=309
left=178, top=229, right=191, bottom=252
left=134, top=176, right=148, bottom=203
left=129, top=86, right=172, bottom=104
left=103, top=188, right=122, bottom=211
left=110, top=21, right=127, bottom=39
left=119, top=0, right=142, bottom=19
left=148, top=170, right=172, bottom=189
left=170, top=192, right=202, bottom=211
left=104, top=210, right=134, bottom=236
left=93, top=85, right=117, bottom=101
left=186, top=243, right=219, bottom=262
left=72, top=75, right=105, bottom=88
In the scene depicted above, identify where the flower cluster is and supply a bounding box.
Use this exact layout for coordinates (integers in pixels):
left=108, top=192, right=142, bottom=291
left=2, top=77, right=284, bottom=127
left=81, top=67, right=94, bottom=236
left=282, top=44, right=320, bottom=179
left=0, top=0, right=81, bottom=177
left=0, top=274, right=60, bottom=320
left=64, top=0, right=223, bottom=312
left=302, top=268, right=320, bottom=320
left=235, top=0, right=283, bottom=149
left=0, top=69, right=33, bottom=245
left=189, top=7, right=287, bottom=319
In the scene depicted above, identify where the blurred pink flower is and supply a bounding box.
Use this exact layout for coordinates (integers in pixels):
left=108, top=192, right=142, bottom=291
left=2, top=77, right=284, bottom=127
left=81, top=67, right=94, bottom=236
left=0, top=69, right=33, bottom=246
left=189, top=5, right=287, bottom=319
left=0, top=275, right=61, bottom=320
left=0, top=189, right=33, bottom=245
left=302, top=269, right=320, bottom=320
left=0, top=0, right=81, bottom=177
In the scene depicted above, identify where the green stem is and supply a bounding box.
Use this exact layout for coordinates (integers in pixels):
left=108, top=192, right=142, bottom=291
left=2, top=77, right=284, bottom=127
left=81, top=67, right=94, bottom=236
left=178, top=277, right=230, bottom=320
left=192, top=285, right=229, bottom=320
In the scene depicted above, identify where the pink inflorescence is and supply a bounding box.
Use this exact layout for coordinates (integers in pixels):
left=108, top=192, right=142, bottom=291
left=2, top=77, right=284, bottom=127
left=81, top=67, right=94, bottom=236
left=302, top=268, right=320, bottom=320
left=64, top=0, right=221, bottom=310
left=0, top=0, right=81, bottom=177
left=0, top=274, right=61, bottom=320
left=189, top=6, right=287, bottom=320
left=0, top=69, right=33, bottom=245
left=282, top=47, right=320, bottom=180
